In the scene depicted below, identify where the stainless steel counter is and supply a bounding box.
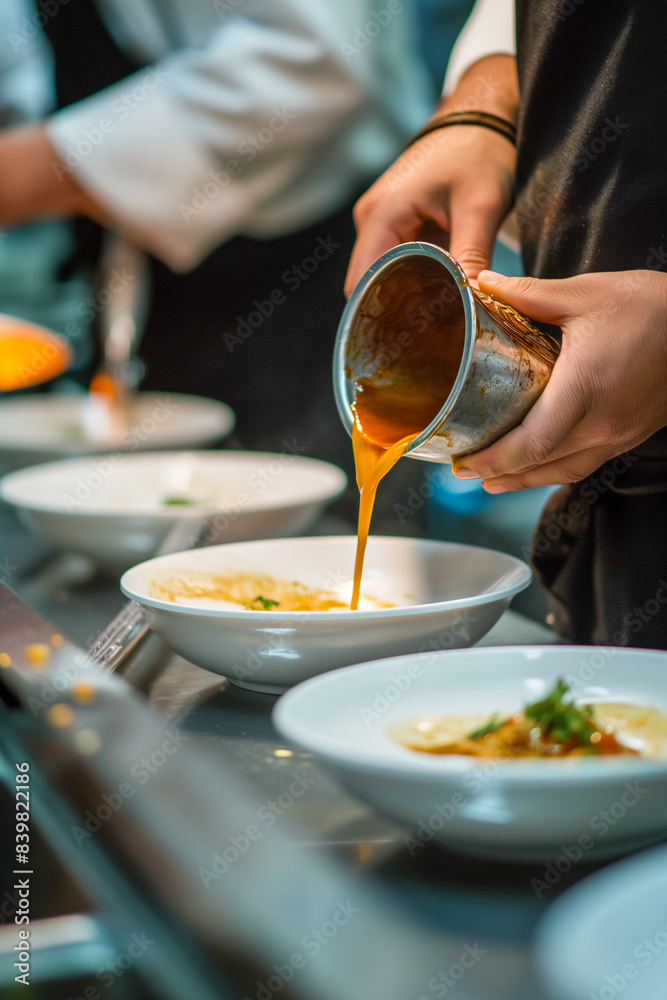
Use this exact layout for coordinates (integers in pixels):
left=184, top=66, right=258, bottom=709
left=0, top=531, right=614, bottom=1000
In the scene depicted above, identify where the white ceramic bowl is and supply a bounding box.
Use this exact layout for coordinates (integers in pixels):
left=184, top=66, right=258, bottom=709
left=536, top=845, right=667, bottom=1000
left=120, top=536, right=531, bottom=692
left=0, top=391, right=234, bottom=469
left=273, top=646, right=667, bottom=861
left=1, top=451, right=347, bottom=572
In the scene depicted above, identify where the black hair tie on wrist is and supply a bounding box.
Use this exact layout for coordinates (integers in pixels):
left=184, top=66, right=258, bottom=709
left=406, top=110, right=517, bottom=149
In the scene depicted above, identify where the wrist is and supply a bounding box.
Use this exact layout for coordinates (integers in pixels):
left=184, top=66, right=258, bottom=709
left=436, top=54, right=520, bottom=128
left=406, top=111, right=516, bottom=151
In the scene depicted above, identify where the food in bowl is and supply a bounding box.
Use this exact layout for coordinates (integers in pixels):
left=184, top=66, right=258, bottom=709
left=388, top=678, right=667, bottom=759
left=149, top=569, right=395, bottom=612
left=120, top=536, right=531, bottom=692
left=273, top=646, right=667, bottom=859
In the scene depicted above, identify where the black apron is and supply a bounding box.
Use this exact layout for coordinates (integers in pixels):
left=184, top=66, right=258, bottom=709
left=515, top=1, right=667, bottom=646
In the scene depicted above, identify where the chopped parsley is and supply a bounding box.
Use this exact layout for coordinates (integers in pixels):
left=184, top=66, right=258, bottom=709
left=248, top=595, right=280, bottom=611
left=467, top=678, right=597, bottom=748
left=524, top=677, right=596, bottom=745
left=468, top=714, right=507, bottom=740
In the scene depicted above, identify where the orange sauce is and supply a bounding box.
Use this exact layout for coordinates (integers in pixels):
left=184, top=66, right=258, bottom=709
left=348, top=325, right=459, bottom=609
left=89, top=371, right=118, bottom=399
left=0, top=330, right=71, bottom=391
left=391, top=713, right=638, bottom=758
left=349, top=416, right=415, bottom=610
left=150, top=569, right=394, bottom=612
left=347, top=255, right=468, bottom=610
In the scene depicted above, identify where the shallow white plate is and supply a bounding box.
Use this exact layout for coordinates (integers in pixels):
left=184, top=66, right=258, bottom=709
left=121, top=536, right=531, bottom=692
left=273, top=646, right=667, bottom=860
left=0, top=391, right=234, bottom=468
left=537, top=845, right=667, bottom=1000
left=1, top=451, right=346, bottom=572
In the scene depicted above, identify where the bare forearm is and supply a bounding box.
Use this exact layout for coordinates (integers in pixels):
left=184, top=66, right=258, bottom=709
left=436, top=54, right=520, bottom=126
left=0, top=123, right=105, bottom=226
left=346, top=55, right=519, bottom=290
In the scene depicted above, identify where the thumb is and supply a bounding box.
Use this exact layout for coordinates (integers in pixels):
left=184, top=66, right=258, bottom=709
left=477, top=270, right=578, bottom=324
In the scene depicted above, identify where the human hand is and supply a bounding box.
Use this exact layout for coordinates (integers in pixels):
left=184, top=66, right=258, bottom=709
left=344, top=54, right=519, bottom=296
left=345, top=126, right=515, bottom=295
left=453, top=269, right=667, bottom=491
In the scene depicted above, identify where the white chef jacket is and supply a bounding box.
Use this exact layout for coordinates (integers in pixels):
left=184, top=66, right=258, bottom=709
left=28, top=0, right=433, bottom=271
left=444, top=0, right=515, bottom=94
left=441, top=0, right=518, bottom=255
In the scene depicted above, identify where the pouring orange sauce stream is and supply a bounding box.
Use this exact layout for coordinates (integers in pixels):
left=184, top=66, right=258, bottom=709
left=347, top=256, right=468, bottom=610
left=349, top=361, right=459, bottom=610
left=350, top=418, right=414, bottom=610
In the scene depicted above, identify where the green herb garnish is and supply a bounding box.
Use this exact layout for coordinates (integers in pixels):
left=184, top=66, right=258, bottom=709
left=524, top=677, right=596, bottom=746
left=162, top=497, right=198, bottom=506
left=468, top=714, right=508, bottom=740
left=249, top=595, right=280, bottom=610
left=466, top=679, right=598, bottom=748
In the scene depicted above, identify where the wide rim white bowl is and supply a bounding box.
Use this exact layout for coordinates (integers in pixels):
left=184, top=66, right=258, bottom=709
left=536, top=845, right=667, bottom=1000
left=0, top=391, right=234, bottom=465
left=0, top=450, right=347, bottom=519
left=0, top=451, right=347, bottom=573
left=120, top=535, right=531, bottom=623
left=120, top=537, right=532, bottom=692
left=273, top=645, right=667, bottom=858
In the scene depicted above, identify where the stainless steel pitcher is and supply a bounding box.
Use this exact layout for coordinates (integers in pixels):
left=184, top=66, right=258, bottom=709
left=333, top=242, right=560, bottom=462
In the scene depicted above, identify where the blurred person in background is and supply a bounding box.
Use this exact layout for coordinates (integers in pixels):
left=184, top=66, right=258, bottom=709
left=0, top=0, right=433, bottom=493
left=413, top=0, right=473, bottom=99
left=348, top=0, right=667, bottom=646
left=0, top=4, right=93, bottom=375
